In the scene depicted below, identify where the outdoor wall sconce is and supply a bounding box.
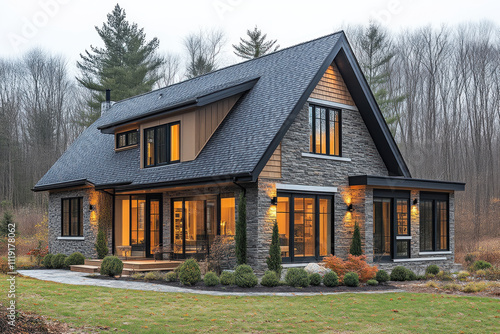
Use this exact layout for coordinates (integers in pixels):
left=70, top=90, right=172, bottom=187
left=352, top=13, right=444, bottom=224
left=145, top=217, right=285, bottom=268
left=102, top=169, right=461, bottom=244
left=271, top=197, right=278, bottom=205
left=347, top=203, right=354, bottom=212
left=413, top=199, right=418, bottom=206
left=89, top=204, right=96, bottom=211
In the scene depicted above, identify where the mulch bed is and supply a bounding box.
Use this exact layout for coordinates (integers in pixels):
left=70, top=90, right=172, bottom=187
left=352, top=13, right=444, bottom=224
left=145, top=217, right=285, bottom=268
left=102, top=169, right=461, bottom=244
left=87, top=275, right=399, bottom=293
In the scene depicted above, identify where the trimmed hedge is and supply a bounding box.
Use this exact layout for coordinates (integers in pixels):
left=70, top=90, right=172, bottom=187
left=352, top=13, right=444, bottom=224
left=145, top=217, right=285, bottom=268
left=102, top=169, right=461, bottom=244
left=165, top=272, right=178, bottom=282
left=323, top=271, right=339, bottom=287
left=204, top=272, right=220, bottom=286
left=472, top=260, right=492, bottom=271
left=425, top=264, right=440, bottom=275
left=42, top=254, right=53, bottom=268
left=261, top=270, right=280, bottom=287
left=179, top=259, right=201, bottom=286
left=51, top=254, right=67, bottom=269
left=220, top=271, right=234, bottom=285
left=64, top=252, right=85, bottom=267
left=375, top=269, right=389, bottom=283
left=285, top=268, right=310, bottom=288
left=343, top=272, right=359, bottom=287
left=390, top=266, right=408, bottom=281
left=309, top=273, right=322, bottom=286
left=100, top=256, right=123, bottom=277
left=367, top=279, right=379, bottom=286
left=234, top=265, right=258, bottom=288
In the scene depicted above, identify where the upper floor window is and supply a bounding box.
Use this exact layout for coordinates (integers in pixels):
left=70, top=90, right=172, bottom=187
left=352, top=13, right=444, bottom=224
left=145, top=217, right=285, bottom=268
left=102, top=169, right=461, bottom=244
left=62, top=197, right=83, bottom=237
left=116, top=129, right=139, bottom=149
left=309, top=104, right=341, bottom=156
left=144, top=122, right=180, bottom=167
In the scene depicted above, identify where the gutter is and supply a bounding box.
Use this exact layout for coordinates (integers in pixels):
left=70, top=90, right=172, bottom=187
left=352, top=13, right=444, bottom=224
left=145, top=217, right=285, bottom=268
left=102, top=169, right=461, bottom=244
left=32, top=179, right=93, bottom=192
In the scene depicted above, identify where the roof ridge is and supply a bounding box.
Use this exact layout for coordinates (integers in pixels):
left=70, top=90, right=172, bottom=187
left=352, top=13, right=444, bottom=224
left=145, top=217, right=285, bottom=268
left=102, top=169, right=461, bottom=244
left=108, top=30, right=344, bottom=108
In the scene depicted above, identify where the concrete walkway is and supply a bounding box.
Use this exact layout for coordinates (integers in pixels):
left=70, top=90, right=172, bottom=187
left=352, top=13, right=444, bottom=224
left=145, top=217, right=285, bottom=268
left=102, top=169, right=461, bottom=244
left=18, top=269, right=404, bottom=297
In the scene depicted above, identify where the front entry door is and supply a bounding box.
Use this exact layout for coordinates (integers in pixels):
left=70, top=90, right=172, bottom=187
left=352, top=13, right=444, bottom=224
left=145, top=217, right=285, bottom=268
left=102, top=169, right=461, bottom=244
left=130, top=194, right=162, bottom=258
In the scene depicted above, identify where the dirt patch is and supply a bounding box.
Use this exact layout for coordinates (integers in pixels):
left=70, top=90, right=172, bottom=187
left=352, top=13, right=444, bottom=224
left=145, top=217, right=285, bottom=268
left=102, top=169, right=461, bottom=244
left=88, top=275, right=399, bottom=293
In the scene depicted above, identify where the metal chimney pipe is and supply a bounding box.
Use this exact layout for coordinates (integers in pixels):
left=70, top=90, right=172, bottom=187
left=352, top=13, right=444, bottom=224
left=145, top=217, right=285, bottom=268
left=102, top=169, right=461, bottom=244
left=105, top=89, right=111, bottom=102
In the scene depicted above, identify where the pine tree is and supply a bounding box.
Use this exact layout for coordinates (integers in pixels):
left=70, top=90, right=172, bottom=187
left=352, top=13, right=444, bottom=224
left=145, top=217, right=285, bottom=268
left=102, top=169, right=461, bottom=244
left=0, top=211, right=15, bottom=237
left=233, top=26, right=279, bottom=60
left=235, top=192, right=247, bottom=265
left=349, top=221, right=362, bottom=256
left=357, top=22, right=404, bottom=134
left=76, top=4, right=164, bottom=126
left=266, top=221, right=282, bottom=276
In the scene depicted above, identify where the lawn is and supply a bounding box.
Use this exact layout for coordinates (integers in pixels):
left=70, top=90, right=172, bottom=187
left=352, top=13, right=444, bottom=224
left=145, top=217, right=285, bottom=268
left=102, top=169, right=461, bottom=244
left=2, top=274, right=499, bottom=333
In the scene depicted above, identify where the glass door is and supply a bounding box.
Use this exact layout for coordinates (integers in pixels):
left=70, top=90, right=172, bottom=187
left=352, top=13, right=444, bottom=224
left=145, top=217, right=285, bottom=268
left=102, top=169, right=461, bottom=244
left=147, top=195, right=162, bottom=257
left=373, top=198, right=391, bottom=260
left=130, top=196, right=146, bottom=256
left=293, top=197, right=315, bottom=258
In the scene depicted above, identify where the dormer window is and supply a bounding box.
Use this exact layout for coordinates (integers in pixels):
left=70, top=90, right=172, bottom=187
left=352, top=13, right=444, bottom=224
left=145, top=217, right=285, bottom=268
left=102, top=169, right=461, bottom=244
left=116, top=129, right=139, bottom=149
left=309, top=104, right=341, bottom=156
left=144, top=122, right=180, bottom=167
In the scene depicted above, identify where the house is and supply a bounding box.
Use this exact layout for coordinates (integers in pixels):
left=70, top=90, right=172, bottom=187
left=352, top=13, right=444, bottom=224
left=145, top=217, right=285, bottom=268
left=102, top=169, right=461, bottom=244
left=33, top=31, right=465, bottom=273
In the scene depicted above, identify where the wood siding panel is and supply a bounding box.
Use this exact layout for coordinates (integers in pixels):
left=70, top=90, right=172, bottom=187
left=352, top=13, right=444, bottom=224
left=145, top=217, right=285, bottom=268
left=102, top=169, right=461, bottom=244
left=310, top=62, right=355, bottom=106
left=195, top=94, right=241, bottom=156
left=260, top=143, right=282, bottom=179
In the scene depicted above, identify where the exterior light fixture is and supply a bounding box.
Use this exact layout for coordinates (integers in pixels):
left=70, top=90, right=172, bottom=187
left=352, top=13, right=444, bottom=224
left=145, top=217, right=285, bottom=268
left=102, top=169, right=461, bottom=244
left=347, top=203, right=354, bottom=212
left=413, top=199, right=418, bottom=206
left=271, top=197, right=278, bottom=205
left=89, top=204, right=96, bottom=211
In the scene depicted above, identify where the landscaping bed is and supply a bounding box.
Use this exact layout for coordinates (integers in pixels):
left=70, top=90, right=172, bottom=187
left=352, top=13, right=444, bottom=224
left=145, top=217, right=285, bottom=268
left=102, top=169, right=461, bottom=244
left=86, top=274, right=399, bottom=293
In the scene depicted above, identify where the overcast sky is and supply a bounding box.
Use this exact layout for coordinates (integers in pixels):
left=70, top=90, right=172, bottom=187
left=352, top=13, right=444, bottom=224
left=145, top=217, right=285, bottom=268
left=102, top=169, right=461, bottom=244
left=1, top=0, right=499, bottom=76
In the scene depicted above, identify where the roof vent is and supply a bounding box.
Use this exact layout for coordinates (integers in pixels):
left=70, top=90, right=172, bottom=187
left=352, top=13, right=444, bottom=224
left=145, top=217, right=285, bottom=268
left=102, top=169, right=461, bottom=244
left=158, top=93, right=163, bottom=99
left=101, top=89, right=115, bottom=115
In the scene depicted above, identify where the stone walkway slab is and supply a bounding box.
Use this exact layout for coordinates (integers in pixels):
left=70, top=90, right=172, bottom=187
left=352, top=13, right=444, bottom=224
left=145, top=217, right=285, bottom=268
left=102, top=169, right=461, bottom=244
left=18, top=269, right=404, bottom=297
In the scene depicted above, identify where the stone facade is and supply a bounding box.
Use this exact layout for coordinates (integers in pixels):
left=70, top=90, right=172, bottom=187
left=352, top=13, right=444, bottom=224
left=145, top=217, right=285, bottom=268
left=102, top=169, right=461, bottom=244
left=48, top=188, right=113, bottom=258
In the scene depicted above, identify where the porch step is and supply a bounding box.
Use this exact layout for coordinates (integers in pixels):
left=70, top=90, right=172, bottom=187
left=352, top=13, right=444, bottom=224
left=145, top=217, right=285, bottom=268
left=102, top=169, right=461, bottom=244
left=70, top=265, right=100, bottom=274
left=84, top=259, right=102, bottom=267
left=122, top=267, right=176, bottom=276
left=124, top=261, right=182, bottom=270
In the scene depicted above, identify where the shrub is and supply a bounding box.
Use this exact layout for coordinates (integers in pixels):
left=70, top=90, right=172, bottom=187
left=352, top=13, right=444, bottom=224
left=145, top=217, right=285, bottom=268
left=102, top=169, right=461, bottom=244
left=367, top=279, right=378, bottom=286
left=309, top=273, right=322, bottom=286
left=204, top=271, right=220, bottom=286
left=285, top=268, right=310, bottom=288
left=179, top=259, right=201, bottom=286
left=95, top=230, right=108, bottom=259
left=206, top=235, right=236, bottom=275
left=375, top=270, right=389, bottom=283
left=165, top=272, right=178, bottom=282
left=64, top=252, right=85, bottom=267
left=484, top=266, right=500, bottom=280
left=442, top=283, right=461, bottom=291
left=416, top=275, right=427, bottom=281
left=471, top=260, right=492, bottom=271
left=144, top=271, right=164, bottom=281
left=266, top=221, right=282, bottom=277
left=234, top=264, right=258, bottom=288
left=426, top=281, right=439, bottom=288
left=261, top=270, right=280, bottom=287
left=235, top=193, right=247, bottom=265
left=464, top=253, right=476, bottom=267
left=390, top=266, right=408, bottom=281
left=100, top=256, right=123, bottom=277
left=323, top=271, right=339, bottom=287
left=349, top=221, right=362, bottom=256
left=457, top=271, right=470, bottom=281
left=51, top=254, right=67, bottom=269
left=462, top=282, right=488, bottom=293
left=131, top=273, right=144, bottom=280
left=42, top=254, right=54, bottom=268
left=425, top=264, right=440, bottom=275
left=27, top=241, right=48, bottom=266
left=436, top=270, right=453, bottom=281
left=323, top=254, right=377, bottom=283
left=406, top=268, right=417, bottom=281
left=475, top=269, right=487, bottom=277
left=220, top=271, right=234, bottom=285
left=343, top=272, right=359, bottom=287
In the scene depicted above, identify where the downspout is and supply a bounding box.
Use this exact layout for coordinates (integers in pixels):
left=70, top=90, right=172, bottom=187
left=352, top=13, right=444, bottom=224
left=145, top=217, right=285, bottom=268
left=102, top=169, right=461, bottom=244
left=232, top=177, right=246, bottom=196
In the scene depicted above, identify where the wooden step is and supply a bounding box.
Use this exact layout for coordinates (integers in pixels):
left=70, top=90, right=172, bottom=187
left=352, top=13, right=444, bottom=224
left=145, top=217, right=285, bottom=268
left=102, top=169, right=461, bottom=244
left=70, top=265, right=100, bottom=274
left=84, top=259, right=102, bottom=266
left=122, top=267, right=175, bottom=276
left=123, top=261, right=181, bottom=270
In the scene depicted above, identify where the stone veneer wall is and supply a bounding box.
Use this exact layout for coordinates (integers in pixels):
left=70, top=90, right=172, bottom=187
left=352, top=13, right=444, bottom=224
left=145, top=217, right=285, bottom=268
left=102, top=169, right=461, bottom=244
left=48, top=188, right=113, bottom=258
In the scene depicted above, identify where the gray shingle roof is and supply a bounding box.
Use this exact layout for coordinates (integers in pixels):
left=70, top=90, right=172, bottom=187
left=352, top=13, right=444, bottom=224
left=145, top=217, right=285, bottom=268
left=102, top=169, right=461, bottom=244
left=34, top=32, right=343, bottom=190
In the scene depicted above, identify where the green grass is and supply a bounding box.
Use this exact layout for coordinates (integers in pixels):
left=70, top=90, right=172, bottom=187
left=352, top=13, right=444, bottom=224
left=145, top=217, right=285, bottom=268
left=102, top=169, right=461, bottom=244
left=2, top=274, right=499, bottom=333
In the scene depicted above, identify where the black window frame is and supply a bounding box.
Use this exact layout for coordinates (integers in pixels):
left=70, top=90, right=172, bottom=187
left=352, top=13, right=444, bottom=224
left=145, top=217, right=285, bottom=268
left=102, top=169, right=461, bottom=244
left=61, top=197, right=83, bottom=237
left=419, top=192, right=450, bottom=252
left=309, top=104, right=342, bottom=156
left=143, top=121, right=180, bottom=167
left=116, top=129, right=139, bottom=149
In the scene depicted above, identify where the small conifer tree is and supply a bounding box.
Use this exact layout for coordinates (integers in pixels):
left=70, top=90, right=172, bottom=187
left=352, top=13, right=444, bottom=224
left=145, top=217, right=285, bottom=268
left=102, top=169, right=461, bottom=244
left=235, top=192, right=247, bottom=265
left=95, top=230, right=109, bottom=259
left=349, top=221, right=363, bottom=256
left=266, top=221, right=282, bottom=277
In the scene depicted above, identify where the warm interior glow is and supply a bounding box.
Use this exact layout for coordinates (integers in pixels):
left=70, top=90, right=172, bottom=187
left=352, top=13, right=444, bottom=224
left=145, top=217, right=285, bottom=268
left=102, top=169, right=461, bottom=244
left=170, top=123, right=180, bottom=161
left=276, top=197, right=290, bottom=257
left=220, top=197, right=235, bottom=235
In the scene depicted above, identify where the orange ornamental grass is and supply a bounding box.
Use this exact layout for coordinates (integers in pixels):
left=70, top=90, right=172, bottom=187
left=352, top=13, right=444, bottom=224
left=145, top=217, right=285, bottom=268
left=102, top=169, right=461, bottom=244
left=322, top=254, right=378, bottom=283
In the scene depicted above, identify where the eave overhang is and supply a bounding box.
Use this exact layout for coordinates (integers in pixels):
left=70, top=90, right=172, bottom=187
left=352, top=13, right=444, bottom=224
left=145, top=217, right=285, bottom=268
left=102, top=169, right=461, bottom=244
left=97, top=77, right=260, bottom=134
left=349, top=175, right=466, bottom=192
left=32, top=179, right=94, bottom=192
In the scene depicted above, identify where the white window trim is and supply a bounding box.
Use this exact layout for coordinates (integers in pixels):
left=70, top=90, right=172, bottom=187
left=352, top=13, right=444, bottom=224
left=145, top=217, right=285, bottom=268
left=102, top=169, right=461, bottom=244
left=301, top=152, right=352, bottom=162
left=276, top=183, right=337, bottom=193
left=396, top=236, right=412, bottom=240
left=393, top=257, right=447, bottom=262
left=57, top=236, right=85, bottom=241
left=308, top=98, right=358, bottom=112
left=418, top=251, right=452, bottom=256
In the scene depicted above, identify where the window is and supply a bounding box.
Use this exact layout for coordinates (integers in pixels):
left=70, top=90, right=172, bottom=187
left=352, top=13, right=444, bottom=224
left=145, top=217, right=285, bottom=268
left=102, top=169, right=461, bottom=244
left=420, top=193, right=449, bottom=252
left=116, top=130, right=139, bottom=149
left=144, top=122, right=180, bottom=167
left=276, top=193, right=333, bottom=261
left=309, top=104, right=340, bottom=156
left=61, top=197, right=83, bottom=237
